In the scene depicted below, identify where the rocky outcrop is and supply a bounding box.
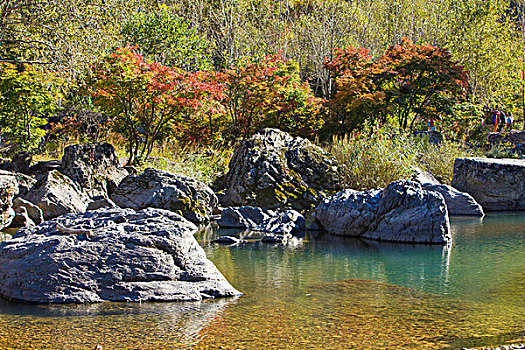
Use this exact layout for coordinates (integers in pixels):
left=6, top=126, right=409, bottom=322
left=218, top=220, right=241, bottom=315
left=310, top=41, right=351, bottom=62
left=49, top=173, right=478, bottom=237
left=86, top=197, right=117, bottom=211
left=10, top=207, right=35, bottom=228
left=0, top=170, right=36, bottom=197
left=421, top=183, right=484, bottom=216
left=488, top=130, right=525, bottom=146
left=221, top=128, right=342, bottom=211
left=413, top=130, right=443, bottom=145
left=0, top=174, right=18, bottom=229
left=311, top=180, right=450, bottom=244
left=0, top=207, right=241, bottom=303
left=0, top=151, right=32, bottom=174
left=111, top=168, right=218, bottom=223
left=61, top=142, right=128, bottom=198
left=451, top=157, right=525, bottom=211
left=23, top=170, right=90, bottom=220
left=217, top=206, right=305, bottom=236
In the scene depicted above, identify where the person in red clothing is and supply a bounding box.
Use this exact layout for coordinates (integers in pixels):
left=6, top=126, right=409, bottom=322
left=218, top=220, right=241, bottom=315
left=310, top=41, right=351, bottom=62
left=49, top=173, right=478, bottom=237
left=427, top=118, right=435, bottom=131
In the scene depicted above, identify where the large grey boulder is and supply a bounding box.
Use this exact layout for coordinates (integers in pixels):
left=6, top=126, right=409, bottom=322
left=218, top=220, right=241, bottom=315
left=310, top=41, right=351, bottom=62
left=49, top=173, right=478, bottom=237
left=23, top=170, right=90, bottom=220
left=0, top=174, right=18, bottom=229
left=111, top=168, right=218, bottom=223
left=421, top=183, right=484, bottom=216
left=217, top=206, right=305, bottom=236
left=0, top=169, right=36, bottom=197
left=221, top=128, right=342, bottom=211
left=311, top=180, right=450, bottom=244
left=451, top=157, right=525, bottom=211
left=61, top=142, right=128, bottom=198
left=0, top=207, right=241, bottom=303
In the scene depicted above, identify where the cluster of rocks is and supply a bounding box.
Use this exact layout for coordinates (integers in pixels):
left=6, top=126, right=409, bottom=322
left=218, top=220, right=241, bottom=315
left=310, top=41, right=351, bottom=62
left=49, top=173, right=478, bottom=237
left=214, top=206, right=306, bottom=246
left=0, top=128, right=523, bottom=304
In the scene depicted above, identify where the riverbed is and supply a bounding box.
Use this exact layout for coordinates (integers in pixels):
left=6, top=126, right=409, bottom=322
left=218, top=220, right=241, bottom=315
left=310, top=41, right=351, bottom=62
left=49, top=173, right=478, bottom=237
left=0, top=213, right=522, bottom=349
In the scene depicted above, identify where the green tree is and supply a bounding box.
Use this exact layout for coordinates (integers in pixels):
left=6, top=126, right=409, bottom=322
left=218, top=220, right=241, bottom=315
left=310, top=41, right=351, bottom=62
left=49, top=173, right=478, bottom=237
left=0, top=63, right=61, bottom=152
left=121, top=4, right=212, bottom=71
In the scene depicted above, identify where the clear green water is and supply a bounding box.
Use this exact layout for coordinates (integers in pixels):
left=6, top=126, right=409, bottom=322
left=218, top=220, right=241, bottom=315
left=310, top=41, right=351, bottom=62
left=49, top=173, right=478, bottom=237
left=0, top=214, right=523, bottom=349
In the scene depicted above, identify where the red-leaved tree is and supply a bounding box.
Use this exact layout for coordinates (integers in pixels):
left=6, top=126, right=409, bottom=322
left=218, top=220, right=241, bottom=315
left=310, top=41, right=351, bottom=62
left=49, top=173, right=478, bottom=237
left=325, top=39, right=468, bottom=133
left=222, top=53, right=323, bottom=139
left=85, top=46, right=225, bottom=165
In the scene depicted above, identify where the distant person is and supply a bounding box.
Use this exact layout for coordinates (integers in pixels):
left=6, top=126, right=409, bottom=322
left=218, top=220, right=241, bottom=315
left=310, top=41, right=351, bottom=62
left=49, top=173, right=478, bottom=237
left=492, top=107, right=501, bottom=132
left=498, top=109, right=506, bottom=132
left=506, top=112, right=514, bottom=130
left=427, top=118, right=435, bottom=131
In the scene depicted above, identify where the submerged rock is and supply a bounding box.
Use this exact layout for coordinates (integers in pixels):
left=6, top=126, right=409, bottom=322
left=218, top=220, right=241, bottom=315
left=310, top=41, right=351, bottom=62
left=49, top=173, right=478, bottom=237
left=111, top=168, right=218, bottom=223
left=217, top=206, right=305, bottom=236
left=23, top=170, right=90, bottom=220
left=61, top=142, right=128, bottom=198
left=0, top=207, right=241, bottom=303
left=220, top=128, right=342, bottom=211
left=451, top=157, right=525, bottom=211
left=311, top=180, right=450, bottom=244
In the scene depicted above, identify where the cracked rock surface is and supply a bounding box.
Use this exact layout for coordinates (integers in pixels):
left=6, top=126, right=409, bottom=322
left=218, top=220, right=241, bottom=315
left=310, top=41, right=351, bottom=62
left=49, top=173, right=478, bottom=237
left=0, top=207, right=241, bottom=303
left=111, top=168, right=218, bottom=224
left=311, top=180, right=451, bottom=244
left=220, top=128, right=342, bottom=211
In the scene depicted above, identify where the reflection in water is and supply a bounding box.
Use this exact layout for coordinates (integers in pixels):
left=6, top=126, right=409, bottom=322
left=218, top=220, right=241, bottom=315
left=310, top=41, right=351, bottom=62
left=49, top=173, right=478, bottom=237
left=0, top=214, right=522, bottom=349
left=0, top=297, right=238, bottom=349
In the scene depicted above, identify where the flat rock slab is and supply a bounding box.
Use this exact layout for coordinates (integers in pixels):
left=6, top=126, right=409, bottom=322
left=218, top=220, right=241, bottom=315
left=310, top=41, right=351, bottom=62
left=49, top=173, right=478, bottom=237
left=0, top=207, right=241, bottom=303
left=451, top=157, right=525, bottom=211
left=311, top=180, right=450, bottom=244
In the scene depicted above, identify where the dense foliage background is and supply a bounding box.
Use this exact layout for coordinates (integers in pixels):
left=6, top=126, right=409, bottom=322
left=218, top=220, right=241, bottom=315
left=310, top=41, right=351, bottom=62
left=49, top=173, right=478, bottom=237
left=0, top=0, right=523, bottom=163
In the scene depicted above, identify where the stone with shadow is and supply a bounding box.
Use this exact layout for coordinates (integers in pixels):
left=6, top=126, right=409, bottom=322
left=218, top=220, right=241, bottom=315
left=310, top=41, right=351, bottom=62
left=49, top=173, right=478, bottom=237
left=219, top=128, right=342, bottom=211
left=0, top=207, right=241, bottom=303
left=311, top=180, right=451, bottom=244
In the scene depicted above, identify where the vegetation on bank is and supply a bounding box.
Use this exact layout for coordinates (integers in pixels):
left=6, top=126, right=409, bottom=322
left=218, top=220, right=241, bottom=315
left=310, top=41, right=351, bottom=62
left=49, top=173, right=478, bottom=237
left=0, top=0, right=523, bottom=188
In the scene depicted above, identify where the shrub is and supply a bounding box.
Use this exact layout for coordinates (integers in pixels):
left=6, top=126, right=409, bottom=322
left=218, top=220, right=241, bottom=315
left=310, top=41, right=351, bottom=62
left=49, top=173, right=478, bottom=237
left=327, top=125, right=477, bottom=189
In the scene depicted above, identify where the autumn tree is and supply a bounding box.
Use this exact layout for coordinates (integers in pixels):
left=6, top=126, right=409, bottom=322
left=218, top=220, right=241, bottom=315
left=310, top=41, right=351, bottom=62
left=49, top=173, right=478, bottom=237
left=326, top=39, right=468, bottom=132
left=222, top=53, right=323, bottom=139
left=85, top=46, right=225, bottom=165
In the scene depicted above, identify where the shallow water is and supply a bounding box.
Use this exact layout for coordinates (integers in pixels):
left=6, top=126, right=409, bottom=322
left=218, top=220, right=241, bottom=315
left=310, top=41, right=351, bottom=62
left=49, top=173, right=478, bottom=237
left=0, top=213, right=523, bottom=349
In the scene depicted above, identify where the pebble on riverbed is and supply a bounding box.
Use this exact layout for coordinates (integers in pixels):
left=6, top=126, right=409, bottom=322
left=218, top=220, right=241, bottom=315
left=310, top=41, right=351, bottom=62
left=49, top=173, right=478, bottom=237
left=462, top=344, right=525, bottom=350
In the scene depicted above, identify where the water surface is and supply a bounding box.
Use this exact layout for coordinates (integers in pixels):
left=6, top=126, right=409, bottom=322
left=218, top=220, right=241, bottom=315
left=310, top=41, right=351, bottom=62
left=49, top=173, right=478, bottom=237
left=0, top=213, right=522, bottom=349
